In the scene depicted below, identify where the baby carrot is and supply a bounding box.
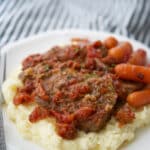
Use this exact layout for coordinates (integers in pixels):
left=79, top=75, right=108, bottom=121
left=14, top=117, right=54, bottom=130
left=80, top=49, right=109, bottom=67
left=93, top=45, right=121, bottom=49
left=115, top=64, right=150, bottom=83
left=128, top=49, right=147, bottom=66
left=127, top=89, right=150, bottom=108
left=103, top=36, right=118, bottom=49
left=103, top=42, right=133, bottom=64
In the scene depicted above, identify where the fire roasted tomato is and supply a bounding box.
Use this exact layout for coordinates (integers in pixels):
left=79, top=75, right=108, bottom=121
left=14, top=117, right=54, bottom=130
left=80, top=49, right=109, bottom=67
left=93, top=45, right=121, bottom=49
left=13, top=92, right=33, bottom=105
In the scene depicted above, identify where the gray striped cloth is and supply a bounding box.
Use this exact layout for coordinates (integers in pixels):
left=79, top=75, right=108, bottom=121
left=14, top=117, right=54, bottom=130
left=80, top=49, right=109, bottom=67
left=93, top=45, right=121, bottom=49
left=0, top=0, right=150, bottom=47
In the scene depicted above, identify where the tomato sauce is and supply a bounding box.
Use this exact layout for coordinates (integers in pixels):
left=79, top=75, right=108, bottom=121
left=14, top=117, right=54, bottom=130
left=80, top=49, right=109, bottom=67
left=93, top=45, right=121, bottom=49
left=14, top=37, right=147, bottom=139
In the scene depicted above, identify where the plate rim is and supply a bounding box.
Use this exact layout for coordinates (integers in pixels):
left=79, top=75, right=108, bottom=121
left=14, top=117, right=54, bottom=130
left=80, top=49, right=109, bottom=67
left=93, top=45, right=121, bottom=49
left=1, top=29, right=150, bottom=54
left=1, top=29, right=150, bottom=150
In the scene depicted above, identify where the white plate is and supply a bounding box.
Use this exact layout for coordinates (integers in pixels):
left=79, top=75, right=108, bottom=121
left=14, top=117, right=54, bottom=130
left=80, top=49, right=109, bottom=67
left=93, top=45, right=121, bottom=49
left=1, top=29, right=150, bottom=150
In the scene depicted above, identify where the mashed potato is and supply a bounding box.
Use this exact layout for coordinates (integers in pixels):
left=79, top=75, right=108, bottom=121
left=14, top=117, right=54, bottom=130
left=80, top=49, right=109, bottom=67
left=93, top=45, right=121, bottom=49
left=2, top=69, right=150, bottom=150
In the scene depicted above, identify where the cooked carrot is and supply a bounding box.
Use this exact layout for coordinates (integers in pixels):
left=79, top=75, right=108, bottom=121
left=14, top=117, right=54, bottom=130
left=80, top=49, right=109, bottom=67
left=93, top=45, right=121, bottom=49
left=127, top=89, right=150, bottom=107
left=103, top=36, right=118, bottom=49
left=71, top=38, right=89, bottom=45
left=128, top=49, right=147, bottom=66
left=115, top=64, right=150, bottom=83
left=102, top=42, right=133, bottom=64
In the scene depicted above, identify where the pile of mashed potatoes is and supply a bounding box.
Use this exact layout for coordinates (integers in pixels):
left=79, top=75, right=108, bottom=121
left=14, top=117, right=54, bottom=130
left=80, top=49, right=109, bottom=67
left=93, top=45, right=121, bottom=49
left=2, top=68, right=150, bottom=150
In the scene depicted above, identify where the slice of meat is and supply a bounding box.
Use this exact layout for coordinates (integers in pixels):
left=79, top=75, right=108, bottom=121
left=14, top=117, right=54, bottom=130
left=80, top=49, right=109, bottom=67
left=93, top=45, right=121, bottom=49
left=35, top=68, right=117, bottom=135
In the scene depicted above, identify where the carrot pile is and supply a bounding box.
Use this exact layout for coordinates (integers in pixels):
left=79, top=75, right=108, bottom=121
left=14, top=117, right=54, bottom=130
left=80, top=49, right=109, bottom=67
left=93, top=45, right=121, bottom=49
left=103, top=36, right=150, bottom=108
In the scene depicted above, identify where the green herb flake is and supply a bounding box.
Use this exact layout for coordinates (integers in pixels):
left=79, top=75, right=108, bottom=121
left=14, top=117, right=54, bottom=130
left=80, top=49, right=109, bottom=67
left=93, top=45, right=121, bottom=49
left=81, top=64, right=85, bottom=68
left=85, top=73, right=98, bottom=79
left=44, top=65, right=50, bottom=71
left=67, top=75, right=73, bottom=80
left=74, top=47, right=80, bottom=53
left=108, top=83, right=114, bottom=92
left=110, top=64, right=116, bottom=67
left=103, top=66, right=109, bottom=72
left=60, top=66, right=65, bottom=72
